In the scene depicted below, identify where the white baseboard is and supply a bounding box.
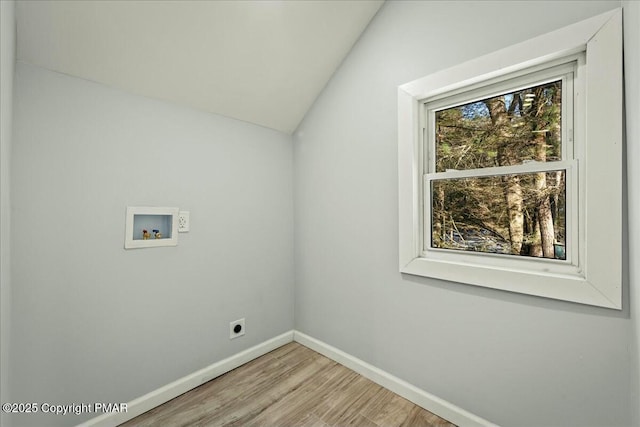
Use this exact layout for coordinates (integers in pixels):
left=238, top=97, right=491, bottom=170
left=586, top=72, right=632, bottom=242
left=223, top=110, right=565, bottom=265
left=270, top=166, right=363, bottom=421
left=78, top=331, right=294, bottom=427
left=79, top=329, right=495, bottom=427
left=293, top=331, right=498, bottom=427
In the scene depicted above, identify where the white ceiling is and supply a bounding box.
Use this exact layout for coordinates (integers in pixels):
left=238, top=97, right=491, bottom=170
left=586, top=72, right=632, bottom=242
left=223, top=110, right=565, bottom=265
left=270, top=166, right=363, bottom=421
left=16, top=0, right=383, bottom=134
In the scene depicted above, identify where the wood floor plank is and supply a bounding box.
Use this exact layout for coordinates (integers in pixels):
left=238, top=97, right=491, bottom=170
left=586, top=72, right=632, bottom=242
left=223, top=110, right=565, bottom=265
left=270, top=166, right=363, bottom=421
left=399, top=405, right=456, bottom=427
left=245, top=363, right=351, bottom=426
left=360, top=389, right=415, bottom=427
left=121, top=353, right=289, bottom=427
left=266, top=342, right=300, bottom=360
left=317, top=376, right=382, bottom=426
left=336, top=412, right=381, bottom=427
left=119, top=343, right=456, bottom=427
left=309, top=369, right=361, bottom=419
left=122, top=352, right=310, bottom=427
left=298, top=413, right=331, bottom=427
left=199, top=354, right=332, bottom=426
left=271, top=342, right=323, bottom=369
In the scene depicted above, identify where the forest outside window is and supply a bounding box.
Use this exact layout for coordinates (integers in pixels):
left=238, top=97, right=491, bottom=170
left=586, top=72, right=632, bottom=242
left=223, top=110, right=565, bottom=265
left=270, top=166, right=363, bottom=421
left=398, top=9, right=622, bottom=308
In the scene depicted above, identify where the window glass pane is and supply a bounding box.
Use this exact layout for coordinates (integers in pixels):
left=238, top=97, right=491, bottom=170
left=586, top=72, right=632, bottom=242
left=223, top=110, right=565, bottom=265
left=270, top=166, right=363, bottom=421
left=431, top=170, right=566, bottom=260
left=435, top=81, right=562, bottom=172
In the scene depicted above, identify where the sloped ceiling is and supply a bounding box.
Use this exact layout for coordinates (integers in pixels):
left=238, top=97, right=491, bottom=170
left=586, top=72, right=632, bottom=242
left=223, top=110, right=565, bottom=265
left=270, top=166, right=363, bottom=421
left=16, top=0, right=383, bottom=134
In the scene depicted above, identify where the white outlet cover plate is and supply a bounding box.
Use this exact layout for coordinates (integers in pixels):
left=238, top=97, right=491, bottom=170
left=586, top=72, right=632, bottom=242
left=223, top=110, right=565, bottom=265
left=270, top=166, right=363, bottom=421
left=178, top=211, right=190, bottom=232
left=230, top=318, right=245, bottom=339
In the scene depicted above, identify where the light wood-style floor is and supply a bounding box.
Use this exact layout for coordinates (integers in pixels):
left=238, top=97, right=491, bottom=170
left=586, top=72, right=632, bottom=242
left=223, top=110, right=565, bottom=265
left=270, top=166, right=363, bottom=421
left=120, top=342, right=456, bottom=427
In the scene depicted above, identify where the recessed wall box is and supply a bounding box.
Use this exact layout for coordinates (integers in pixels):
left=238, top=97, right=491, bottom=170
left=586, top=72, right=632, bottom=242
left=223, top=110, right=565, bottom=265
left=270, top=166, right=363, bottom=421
left=125, top=206, right=179, bottom=249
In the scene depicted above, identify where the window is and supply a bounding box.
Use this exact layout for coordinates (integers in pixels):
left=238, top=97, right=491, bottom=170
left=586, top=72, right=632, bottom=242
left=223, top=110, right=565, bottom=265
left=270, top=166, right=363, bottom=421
left=398, top=9, right=622, bottom=309
left=426, top=64, right=575, bottom=264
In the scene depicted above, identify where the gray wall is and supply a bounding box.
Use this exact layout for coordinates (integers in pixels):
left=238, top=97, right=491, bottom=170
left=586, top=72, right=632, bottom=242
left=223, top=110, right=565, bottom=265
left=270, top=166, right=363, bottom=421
left=10, top=62, right=294, bottom=426
left=293, top=1, right=634, bottom=426
left=623, top=1, right=640, bottom=425
left=0, top=1, right=15, bottom=427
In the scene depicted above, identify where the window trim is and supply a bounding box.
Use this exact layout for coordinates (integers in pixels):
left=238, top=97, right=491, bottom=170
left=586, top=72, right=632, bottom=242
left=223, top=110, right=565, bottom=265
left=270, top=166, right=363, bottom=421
left=398, top=9, right=622, bottom=309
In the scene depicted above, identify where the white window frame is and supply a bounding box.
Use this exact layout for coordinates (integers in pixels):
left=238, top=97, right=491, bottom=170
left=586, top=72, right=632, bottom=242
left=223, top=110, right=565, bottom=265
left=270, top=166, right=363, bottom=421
left=398, top=9, right=622, bottom=309
left=423, top=61, right=579, bottom=275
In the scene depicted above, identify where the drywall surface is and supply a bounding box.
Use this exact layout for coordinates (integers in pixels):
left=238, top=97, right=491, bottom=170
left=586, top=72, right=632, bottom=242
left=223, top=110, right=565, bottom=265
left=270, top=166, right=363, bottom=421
left=623, top=1, right=640, bottom=425
left=0, top=2, right=15, bottom=426
left=293, top=1, right=631, bottom=426
left=10, top=62, right=294, bottom=427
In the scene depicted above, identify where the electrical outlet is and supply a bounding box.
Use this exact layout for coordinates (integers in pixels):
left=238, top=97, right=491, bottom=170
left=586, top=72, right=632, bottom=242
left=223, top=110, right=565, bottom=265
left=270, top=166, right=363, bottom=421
left=230, top=318, right=245, bottom=339
left=178, top=211, right=190, bottom=232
